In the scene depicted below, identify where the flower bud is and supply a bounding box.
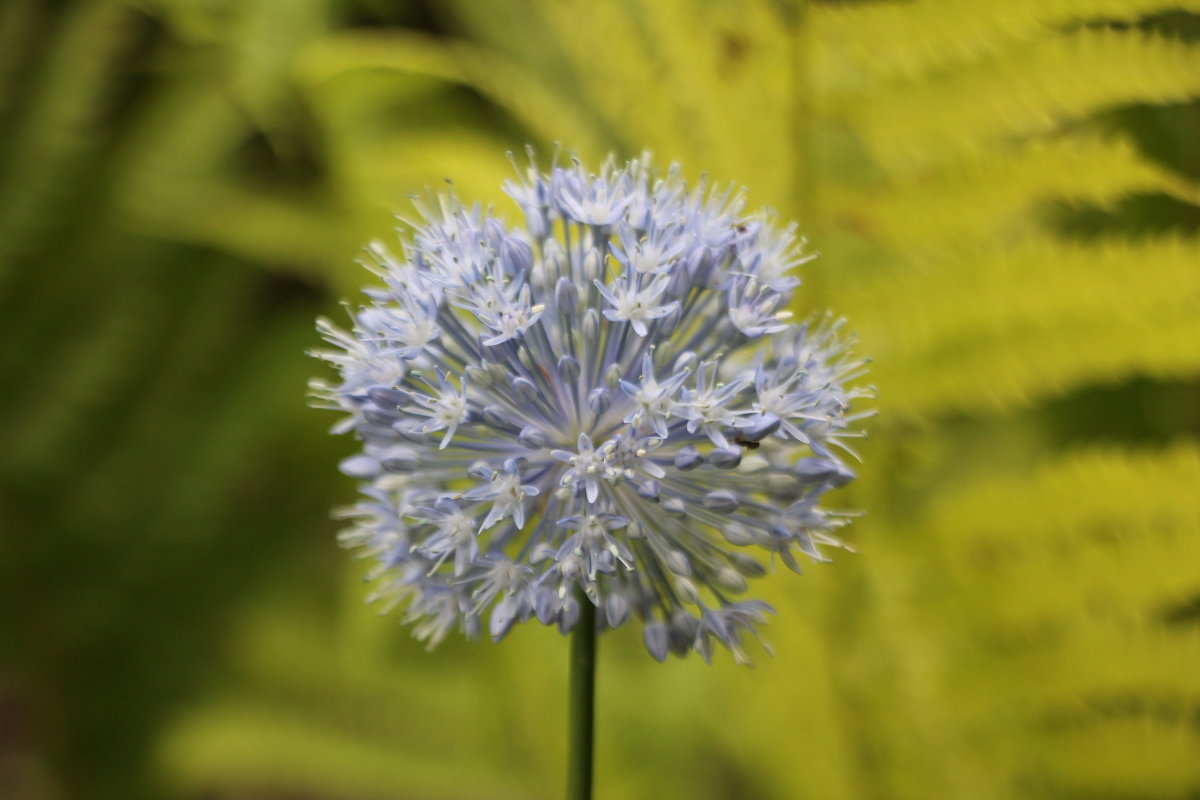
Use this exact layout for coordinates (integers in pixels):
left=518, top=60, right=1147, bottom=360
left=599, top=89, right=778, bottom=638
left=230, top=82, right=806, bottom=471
left=605, top=593, right=630, bottom=627
left=703, top=490, right=740, bottom=513
left=583, top=247, right=602, bottom=281
left=519, top=426, right=548, bottom=449
left=586, top=387, right=611, bottom=416
left=665, top=550, right=691, bottom=576
left=557, top=354, right=580, bottom=383
left=604, top=363, right=623, bottom=388
left=500, top=237, right=533, bottom=276
left=523, top=205, right=548, bottom=240
left=511, top=376, right=539, bottom=404
left=674, top=445, right=703, bottom=471
left=581, top=308, right=600, bottom=346
left=643, top=622, right=669, bottom=662
left=709, top=447, right=743, bottom=469
left=555, top=276, right=579, bottom=315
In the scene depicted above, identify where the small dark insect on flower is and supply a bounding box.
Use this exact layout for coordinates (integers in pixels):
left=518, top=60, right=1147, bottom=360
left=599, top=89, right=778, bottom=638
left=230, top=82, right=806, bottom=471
left=732, top=433, right=761, bottom=450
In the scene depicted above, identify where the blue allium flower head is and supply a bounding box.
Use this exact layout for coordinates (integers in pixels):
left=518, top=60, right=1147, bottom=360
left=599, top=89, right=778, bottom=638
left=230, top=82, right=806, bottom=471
left=311, top=152, right=872, bottom=663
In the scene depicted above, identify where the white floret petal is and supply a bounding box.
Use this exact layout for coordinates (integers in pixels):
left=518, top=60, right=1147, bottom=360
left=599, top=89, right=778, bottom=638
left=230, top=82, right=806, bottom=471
left=311, top=152, right=870, bottom=663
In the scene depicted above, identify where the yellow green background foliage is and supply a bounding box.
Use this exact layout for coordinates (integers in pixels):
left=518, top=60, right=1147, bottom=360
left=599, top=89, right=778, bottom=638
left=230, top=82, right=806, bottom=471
left=1, top=1, right=1198, bottom=799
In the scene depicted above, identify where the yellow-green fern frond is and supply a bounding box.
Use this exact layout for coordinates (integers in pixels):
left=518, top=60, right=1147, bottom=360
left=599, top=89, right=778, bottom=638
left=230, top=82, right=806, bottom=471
left=934, top=443, right=1200, bottom=625
left=846, top=29, right=1200, bottom=171
left=297, top=30, right=608, bottom=160
left=157, top=606, right=539, bottom=800
left=915, top=445, right=1200, bottom=797
left=0, top=2, right=127, bottom=282
left=826, top=135, right=1198, bottom=256
left=812, top=0, right=1200, bottom=90
left=442, top=0, right=803, bottom=203
left=840, top=236, right=1200, bottom=414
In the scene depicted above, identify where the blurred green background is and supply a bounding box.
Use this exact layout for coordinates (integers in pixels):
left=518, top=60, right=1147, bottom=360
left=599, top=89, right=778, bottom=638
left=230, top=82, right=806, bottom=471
left=1, top=1, right=1198, bottom=799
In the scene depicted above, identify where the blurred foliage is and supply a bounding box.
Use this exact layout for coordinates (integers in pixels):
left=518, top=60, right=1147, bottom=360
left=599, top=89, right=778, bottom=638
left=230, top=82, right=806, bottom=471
left=1, top=1, right=1198, bottom=799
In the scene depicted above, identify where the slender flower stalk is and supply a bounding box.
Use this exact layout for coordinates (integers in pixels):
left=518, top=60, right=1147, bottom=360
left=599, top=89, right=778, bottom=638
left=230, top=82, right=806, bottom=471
left=567, top=587, right=596, bottom=800
left=310, top=151, right=871, bottom=664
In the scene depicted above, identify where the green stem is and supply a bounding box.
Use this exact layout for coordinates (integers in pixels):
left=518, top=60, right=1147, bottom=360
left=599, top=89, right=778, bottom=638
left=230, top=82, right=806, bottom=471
left=567, top=588, right=597, bottom=800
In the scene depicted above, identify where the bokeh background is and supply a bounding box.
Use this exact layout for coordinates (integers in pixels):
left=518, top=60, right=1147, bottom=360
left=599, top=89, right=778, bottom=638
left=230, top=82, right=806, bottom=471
left=2, top=1, right=1198, bottom=799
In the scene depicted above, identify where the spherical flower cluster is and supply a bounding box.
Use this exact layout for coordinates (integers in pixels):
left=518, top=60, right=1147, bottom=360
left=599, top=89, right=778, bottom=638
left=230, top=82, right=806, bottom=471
left=310, top=153, right=871, bottom=663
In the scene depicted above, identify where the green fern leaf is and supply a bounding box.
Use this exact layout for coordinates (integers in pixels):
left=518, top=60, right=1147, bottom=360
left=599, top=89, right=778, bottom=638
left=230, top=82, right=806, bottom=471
left=812, top=0, right=1200, bottom=91
left=160, top=704, right=528, bottom=800
left=0, top=2, right=128, bottom=285
left=846, top=29, right=1200, bottom=171
left=933, top=444, right=1200, bottom=619
left=298, top=30, right=609, bottom=159
left=913, top=445, right=1200, bottom=797
left=826, top=135, right=1198, bottom=255
left=443, top=0, right=805, bottom=205
left=837, top=236, right=1200, bottom=414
